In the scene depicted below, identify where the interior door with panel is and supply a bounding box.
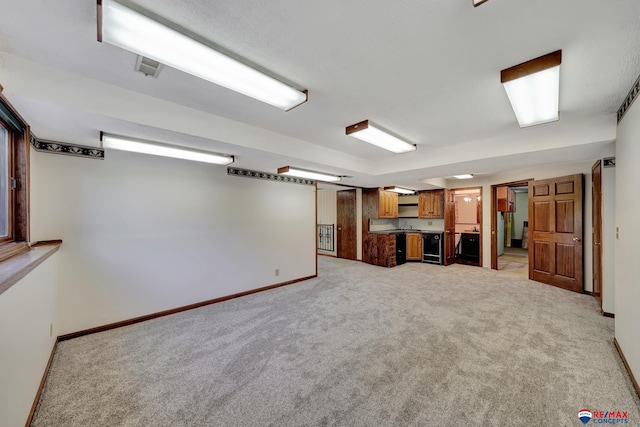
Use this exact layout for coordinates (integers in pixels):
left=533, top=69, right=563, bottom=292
left=337, top=189, right=357, bottom=260
left=529, top=174, right=583, bottom=292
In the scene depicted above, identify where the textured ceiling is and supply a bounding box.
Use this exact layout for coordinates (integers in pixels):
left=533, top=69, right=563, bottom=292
left=1, top=0, right=639, bottom=188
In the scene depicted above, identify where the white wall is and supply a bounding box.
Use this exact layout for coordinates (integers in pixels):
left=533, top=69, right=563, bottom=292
left=513, top=192, right=529, bottom=240
left=30, top=149, right=316, bottom=335
left=0, top=255, right=58, bottom=427
left=317, top=188, right=337, bottom=257
left=601, top=165, right=615, bottom=314
left=615, top=97, right=640, bottom=384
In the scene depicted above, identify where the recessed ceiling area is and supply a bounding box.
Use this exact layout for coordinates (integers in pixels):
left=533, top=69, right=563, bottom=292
left=0, top=0, right=638, bottom=188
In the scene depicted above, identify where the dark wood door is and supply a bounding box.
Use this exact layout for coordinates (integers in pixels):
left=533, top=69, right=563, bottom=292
left=337, top=189, right=357, bottom=260
left=444, top=189, right=456, bottom=265
left=592, top=161, right=603, bottom=308
left=529, top=174, right=584, bottom=292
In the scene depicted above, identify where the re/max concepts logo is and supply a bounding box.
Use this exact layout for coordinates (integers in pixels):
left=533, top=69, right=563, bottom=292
left=579, top=408, right=629, bottom=424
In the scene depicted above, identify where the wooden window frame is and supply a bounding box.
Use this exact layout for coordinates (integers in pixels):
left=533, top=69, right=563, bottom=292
left=0, top=84, right=30, bottom=262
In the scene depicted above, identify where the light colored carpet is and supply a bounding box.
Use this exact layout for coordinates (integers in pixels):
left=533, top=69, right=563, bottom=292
left=31, top=257, right=640, bottom=426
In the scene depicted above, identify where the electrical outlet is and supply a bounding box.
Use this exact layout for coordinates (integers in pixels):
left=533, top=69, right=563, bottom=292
left=428, top=221, right=433, bottom=226
left=275, top=269, right=279, bottom=277
left=49, top=323, right=53, bottom=337
left=616, top=227, right=619, bottom=240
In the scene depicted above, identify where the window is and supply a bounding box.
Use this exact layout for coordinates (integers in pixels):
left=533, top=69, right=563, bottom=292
left=0, top=86, right=30, bottom=262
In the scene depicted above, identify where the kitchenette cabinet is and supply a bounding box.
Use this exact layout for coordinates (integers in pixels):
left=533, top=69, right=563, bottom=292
left=363, top=188, right=398, bottom=219
left=497, top=186, right=516, bottom=212
left=363, top=233, right=397, bottom=267
left=406, top=233, right=422, bottom=261
left=418, top=190, right=444, bottom=219
left=460, top=232, right=480, bottom=264
left=378, top=190, right=399, bottom=218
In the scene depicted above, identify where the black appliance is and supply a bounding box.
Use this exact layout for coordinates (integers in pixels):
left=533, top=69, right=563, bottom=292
left=396, top=233, right=406, bottom=265
left=423, top=232, right=444, bottom=265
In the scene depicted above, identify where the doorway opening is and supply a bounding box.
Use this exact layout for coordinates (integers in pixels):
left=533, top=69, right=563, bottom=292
left=491, top=179, right=531, bottom=276
left=450, top=187, right=482, bottom=267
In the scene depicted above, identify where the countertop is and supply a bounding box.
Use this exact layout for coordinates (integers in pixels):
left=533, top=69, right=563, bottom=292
left=368, top=229, right=444, bottom=235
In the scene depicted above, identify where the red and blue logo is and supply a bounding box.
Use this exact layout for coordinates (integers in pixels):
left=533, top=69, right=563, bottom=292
left=579, top=409, right=593, bottom=424
left=579, top=408, right=629, bottom=424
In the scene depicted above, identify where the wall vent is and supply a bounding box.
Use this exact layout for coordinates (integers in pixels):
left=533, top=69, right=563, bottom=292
left=135, top=55, right=162, bottom=78
left=603, top=157, right=616, bottom=168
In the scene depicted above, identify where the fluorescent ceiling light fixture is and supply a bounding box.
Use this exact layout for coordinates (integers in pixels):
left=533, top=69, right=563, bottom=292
left=277, top=166, right=341, bottom=182
left=384, top=186, right=415, bottom=195
left=501, top=50, right=562, bottom=127
left=473, top=0, right=489, bottom=6
left=345, top=120, right=416, bottom=154
left=454, top=174, right=474, bottom=179
left=97, top=0, right=307, bottom=111
left=100, top=132, right=234, bottom=165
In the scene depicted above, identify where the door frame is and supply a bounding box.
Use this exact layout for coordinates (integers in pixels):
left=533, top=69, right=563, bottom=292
left=491, top=179, right=533, bottom=271
left=592, top=160, right=603, bottom=309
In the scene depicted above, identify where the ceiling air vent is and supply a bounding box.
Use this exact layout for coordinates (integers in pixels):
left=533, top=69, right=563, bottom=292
left=135, top=55, right=163, bottom=78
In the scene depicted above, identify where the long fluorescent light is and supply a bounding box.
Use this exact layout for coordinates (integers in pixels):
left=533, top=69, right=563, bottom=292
left=277, top=166, right=341, bottom=182
left=473, top=0, right=489, bottom=6
left=384, top=186, right=415, bottom=194
left=501, top=50, right=562, bottom=127
left=97, top=0, right=307, bottom=111
left=345, top=120, right=416, bottom=154
left=100, top=132, right=234, bottom=165
left=454, top=174, right=474, bottom=179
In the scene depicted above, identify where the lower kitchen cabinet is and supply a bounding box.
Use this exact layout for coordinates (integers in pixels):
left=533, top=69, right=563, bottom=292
left=364, top=233, right=396, bottom=267
left=460, top=233, right=480, bottom=265
left=406, top=233, right=422, bottom=261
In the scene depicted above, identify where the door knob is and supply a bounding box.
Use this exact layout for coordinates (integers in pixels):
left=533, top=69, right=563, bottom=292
left=573, top=237, right=581, bottom=242
left=594, top=242, right=601, bottom=246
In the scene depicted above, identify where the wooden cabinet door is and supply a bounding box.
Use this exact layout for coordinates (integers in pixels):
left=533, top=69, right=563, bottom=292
left=529, top=174, right=583, bottom=292
left=431, top=190, right=444, bottom=218
left=378, top=190, right=398, bottom=218
left=389, top=192, right=398, bottom=218
left=497, top=186, right=507, bottom=212
left=365, top=233, right=378, bottom=265
left=497, top=187, right=516, bottom=212
left=406, top=233, right=422, bottom=261
left=418, top=190, right=444, bottom=218
left=418, top=192, right=430, bottom=218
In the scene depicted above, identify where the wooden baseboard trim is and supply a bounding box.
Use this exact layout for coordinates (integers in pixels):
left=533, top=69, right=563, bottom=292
left=603, top=311, right=615, bottom=318
left=58, top=275, right=317, bottom=342
left=613, top=338, right=640, bottom=399
left=317, top=253, right=337, bottom=258
left=25, top=338, right=58, bottom=427
left=582, top=290, right=595, bottom=296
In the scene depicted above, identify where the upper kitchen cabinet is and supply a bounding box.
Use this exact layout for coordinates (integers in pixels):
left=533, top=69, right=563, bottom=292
left=364, top=188, right=398, bottom=220
left=379, top=190, right=398, bottom=218
left=497, top=186, right=516, bottom=212
left=418, top=190, right=444, bottom=219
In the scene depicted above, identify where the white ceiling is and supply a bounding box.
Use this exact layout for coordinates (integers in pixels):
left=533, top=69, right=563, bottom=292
left=1, top=0, right=638, bottom=189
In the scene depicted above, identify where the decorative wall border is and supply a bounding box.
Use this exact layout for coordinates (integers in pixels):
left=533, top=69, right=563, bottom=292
left=617, top=74, right=640, bottom=124
left=30, top=134, right=104, bottom=159
left=227, top=167, right=314, bottom=186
